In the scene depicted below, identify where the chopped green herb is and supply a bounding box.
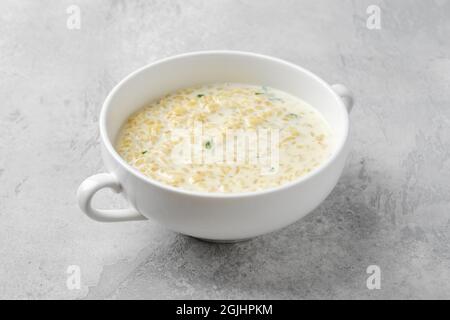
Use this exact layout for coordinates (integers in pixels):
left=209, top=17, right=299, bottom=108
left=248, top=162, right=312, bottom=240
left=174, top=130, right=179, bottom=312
left=204, top=141, right=212, bottom=149
left=141, top=150, right=148, bottom=154
left=287, top=113, right=298, bottom=119
left=255, top=92, right=264, bottom=95
left=269, top=96, right=284, bottom=102
left=197, top=94, right=205, bottom=98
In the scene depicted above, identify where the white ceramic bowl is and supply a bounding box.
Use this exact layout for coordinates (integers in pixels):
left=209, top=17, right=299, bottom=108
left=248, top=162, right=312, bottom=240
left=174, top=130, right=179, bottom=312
left=77, top=51, right=353, bottom=242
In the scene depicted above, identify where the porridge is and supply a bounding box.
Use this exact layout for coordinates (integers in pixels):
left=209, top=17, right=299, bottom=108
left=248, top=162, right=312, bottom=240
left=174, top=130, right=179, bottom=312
left=116, top=83, right=333, bottom=193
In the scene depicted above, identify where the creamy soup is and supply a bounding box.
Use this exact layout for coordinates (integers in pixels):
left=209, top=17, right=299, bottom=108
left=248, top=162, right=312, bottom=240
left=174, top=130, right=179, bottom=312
left=116, top=83, right=333, bottom=193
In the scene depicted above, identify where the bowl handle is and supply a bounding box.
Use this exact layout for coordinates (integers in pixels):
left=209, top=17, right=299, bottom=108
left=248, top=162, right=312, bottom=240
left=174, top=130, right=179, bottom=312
left=331, top=84, right=354, bottom=113
left=77, top=173, right=147, bottom=222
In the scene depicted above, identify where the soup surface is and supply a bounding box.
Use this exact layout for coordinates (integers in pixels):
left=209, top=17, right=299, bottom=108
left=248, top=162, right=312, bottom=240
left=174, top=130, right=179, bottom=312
left=116, top=83, right=333, bottom=193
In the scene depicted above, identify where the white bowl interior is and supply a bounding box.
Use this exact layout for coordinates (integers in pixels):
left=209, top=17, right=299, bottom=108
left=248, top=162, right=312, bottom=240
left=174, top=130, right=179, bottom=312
left=104, top=52, right=348, bottom=156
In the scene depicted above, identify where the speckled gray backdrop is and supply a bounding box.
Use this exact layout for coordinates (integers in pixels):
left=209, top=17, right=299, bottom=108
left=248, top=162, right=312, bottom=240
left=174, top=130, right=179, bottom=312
left=0, top=0, right=449, bottom=299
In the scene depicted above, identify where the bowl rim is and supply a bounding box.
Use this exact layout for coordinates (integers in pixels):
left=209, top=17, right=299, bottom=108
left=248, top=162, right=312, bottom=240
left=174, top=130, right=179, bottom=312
left=100, top=50, right=350, bottom=199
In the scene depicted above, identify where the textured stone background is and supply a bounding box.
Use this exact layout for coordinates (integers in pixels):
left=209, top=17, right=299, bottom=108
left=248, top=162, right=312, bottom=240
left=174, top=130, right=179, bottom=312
left=0, top=0, right=449, bottom=299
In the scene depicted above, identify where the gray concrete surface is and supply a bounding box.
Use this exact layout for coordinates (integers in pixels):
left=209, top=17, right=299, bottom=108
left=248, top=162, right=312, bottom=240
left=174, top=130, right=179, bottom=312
left=0, top=0, right=449, bottom=299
